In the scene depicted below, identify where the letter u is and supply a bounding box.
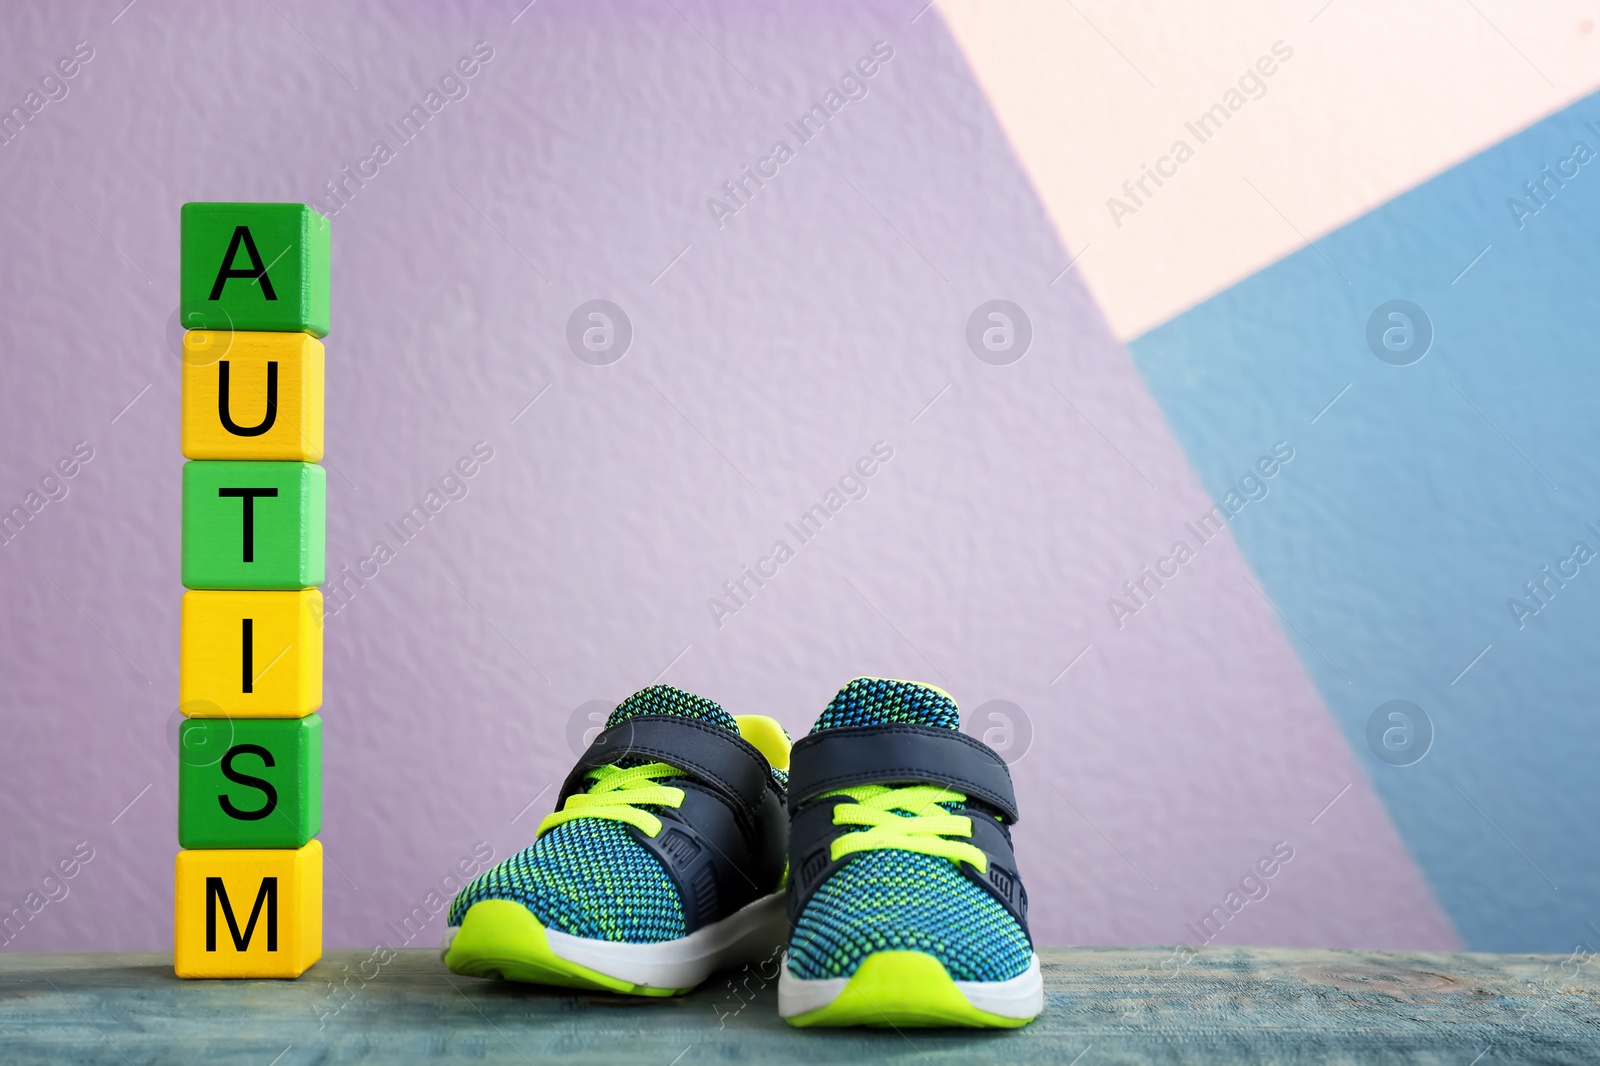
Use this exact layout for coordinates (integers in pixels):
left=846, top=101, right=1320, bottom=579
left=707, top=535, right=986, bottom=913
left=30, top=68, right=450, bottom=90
left=217, top=360, right=278, bottom=436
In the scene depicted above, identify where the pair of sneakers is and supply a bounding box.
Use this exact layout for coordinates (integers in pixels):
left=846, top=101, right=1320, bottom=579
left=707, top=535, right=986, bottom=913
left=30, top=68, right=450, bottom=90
left=441, top=677, right=1042, bottom=1028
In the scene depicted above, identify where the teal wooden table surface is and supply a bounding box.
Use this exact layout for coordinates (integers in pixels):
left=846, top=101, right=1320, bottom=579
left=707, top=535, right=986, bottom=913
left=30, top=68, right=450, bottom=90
left=3, top=946, right=1597, bottom=1064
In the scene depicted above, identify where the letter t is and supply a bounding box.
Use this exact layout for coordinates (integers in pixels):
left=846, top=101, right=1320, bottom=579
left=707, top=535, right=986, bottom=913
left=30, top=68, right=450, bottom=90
left=217, top=487, right=278, bottom=562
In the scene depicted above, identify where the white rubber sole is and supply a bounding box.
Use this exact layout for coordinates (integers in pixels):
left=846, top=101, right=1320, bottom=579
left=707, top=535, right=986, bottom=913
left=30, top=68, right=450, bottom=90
left=442, top=890, right=788, bottom=991
left=778, top=952, right=1044, bottom=1020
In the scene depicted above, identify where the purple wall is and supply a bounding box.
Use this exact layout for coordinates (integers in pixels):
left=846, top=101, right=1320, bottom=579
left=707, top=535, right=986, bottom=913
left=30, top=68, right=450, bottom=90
left=0, top=0, right=1454, bottom=953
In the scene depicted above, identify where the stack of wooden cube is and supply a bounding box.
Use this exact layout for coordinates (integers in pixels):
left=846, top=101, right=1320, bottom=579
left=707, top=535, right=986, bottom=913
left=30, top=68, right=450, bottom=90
left=173, top=203, right=329, bottom=978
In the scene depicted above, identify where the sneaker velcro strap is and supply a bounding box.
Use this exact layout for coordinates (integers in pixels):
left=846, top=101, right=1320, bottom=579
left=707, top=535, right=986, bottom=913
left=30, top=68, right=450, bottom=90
left=560, top=714, right=772, bottom=817
left=787, top=723, right=1018, bottom=821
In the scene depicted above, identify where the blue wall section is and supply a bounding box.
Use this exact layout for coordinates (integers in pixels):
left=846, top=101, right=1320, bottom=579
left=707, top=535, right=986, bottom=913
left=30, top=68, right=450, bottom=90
left=1128, top=93, right=1600, bottom=952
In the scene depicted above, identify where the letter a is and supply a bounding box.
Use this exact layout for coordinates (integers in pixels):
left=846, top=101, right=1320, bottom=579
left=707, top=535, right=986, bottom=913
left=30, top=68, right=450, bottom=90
left=1107, top=598, right=1139, bottom=629
left=209, top=226, right=279, bottom=301
left=1107, top=197, right=1138, bottom=229
left=707, top=597, right=738, bottom=629
left=1508, top=598, right=1536, bottom=629
left=706, top=198, right=738, bottom=230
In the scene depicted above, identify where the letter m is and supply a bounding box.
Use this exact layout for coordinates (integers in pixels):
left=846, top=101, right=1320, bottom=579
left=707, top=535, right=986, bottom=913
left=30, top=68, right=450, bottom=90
left=0, top=505, right=29, bottom=542
left=0, top=907, right=27, bottom=941
left=795, top=503, right=830, bottom=537
left=206, top=876, right=278, bottom=951
left=0, top=106, right=30, bottom=143
left=1196, top=103, right=1230, bottom=137
left=399, top=104, right=429, bottom=138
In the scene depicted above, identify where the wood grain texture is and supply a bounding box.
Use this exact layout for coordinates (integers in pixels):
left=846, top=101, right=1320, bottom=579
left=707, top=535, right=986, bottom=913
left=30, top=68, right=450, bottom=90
left=2, top=946, right=1597, bottom=1064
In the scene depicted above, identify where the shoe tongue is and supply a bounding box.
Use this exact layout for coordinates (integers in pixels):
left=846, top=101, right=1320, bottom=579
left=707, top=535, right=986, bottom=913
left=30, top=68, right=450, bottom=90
left=812, top=677, right=960, bottom=732
left=607, top=684, right=739, bottom=733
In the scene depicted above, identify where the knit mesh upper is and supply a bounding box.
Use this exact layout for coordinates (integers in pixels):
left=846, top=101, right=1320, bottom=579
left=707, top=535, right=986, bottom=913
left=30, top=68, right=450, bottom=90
left=447, top=686, right=747, bottom=943
left=811, top=676, right=964, bottom=732
left=786, top=678, right=1033, bottom=982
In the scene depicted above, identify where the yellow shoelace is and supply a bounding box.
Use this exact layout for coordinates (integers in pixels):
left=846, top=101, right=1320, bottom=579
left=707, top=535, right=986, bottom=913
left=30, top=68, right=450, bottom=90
left=537, top=762, right=685, bottom=838
left=827, top=783, right=988, bottom=872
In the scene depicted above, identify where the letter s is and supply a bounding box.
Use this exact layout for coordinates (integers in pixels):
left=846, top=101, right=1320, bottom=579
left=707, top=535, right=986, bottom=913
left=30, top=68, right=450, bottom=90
left=872, top=40, right=894, bottom=61
left=472, top=40, right=494, bottom=61
left=73, top=41, right=95, bottom=61
left=1272, top=840, right=1295, bottom=862
left=1271, top=40, right=1293, bottom=62
left=73, top=440, right=95, bottom=462
left=872, top=440, right=894, bottom=461
left=1271, top=440, right=1294, bottom=462
left=472, top=440, right=494, bottom=462
left=219, top=744, right=279, bottom=821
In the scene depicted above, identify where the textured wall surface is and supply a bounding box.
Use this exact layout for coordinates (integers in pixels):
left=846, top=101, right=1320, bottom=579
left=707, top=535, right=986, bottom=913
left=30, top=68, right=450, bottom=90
left=1130, top=94, right=1600, bottom=952
left=1, top=0, right=1459, bottom=954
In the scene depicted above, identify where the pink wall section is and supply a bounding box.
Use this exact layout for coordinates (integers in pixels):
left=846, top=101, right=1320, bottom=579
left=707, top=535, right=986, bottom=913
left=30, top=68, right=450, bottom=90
left=939, top=0, right=1600, bottom=339
left=0, top=0, right=1454, bottom=952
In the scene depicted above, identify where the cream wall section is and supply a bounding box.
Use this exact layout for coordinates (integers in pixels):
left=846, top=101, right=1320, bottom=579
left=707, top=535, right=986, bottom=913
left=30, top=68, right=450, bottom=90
left=938, top=0, right=1600, bottom=340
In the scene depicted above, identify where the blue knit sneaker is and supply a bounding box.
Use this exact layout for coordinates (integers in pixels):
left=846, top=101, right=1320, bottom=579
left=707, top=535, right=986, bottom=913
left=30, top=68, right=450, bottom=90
left=443, top=685, right=792, bottom=995
left=778, top=678, right=1042, bottom=1027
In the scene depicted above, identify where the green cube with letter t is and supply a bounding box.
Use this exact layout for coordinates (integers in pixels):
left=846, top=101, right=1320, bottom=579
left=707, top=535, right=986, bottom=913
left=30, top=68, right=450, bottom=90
left=180, top=202, right=330, bottom=337
left=182, top=460, right=325, bottom=590
left=178, top=715, right=322, bottom=849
